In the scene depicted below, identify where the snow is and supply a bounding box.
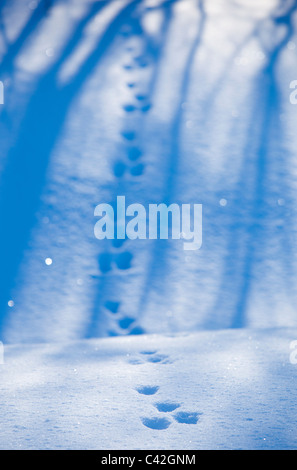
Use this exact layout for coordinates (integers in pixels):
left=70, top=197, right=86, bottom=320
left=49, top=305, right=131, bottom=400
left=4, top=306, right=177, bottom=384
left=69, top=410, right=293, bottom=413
left=0, top=0, right=297, bottom=450
left=1, top=328, right=297, bottom=450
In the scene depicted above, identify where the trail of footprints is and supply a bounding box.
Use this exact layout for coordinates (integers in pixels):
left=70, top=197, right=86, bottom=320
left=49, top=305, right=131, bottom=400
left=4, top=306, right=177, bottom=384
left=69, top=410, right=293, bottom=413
left=104, top=300, right=145, bottom=337
left=128, top=349, right=172, bottom=365
left=136, top=384, right=201, bottom=430
left=98, top=23, right=153, bottom=336
left=131, top=351, right=201, bottom=430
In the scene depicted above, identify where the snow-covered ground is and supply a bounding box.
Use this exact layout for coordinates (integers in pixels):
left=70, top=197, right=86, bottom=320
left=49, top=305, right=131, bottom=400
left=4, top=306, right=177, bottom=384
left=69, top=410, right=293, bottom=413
left=0, top=0, right=297, bottom=450
left=1, top=328, right=297, bottom=450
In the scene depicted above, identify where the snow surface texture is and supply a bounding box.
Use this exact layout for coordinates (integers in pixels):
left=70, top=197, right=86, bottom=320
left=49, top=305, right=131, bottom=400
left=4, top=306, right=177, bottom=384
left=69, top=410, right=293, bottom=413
left=0, top=0, right=297, bottom=450
left=1, top=329, right=297, bottom=450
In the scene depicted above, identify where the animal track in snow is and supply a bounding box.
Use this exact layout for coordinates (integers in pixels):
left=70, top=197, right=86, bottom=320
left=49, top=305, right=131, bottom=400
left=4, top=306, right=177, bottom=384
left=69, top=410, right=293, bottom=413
left=154, top=402, right=181, bottom=413
left=135, top=93, right=147, bottom=102
left=112, top=238, right=126, bottom=249
left=137, top=384, right=200, bottom=431
left=140, top=350, right=157, bottom=356
left=121, top=130, right=136, bottom=141
left=114, top=251, right=133, bottom=270
left=173, top=411, right=201, bottom=424
left=98, top=252, right=112, bottom=273
left=118, top=316, right=135, bottom=329
left=134, top=55, right=150, bottom=68
left=99, top=250, right=133, bottom=273
left=101, top=30, right=151, bottom=337
left=96, top=29, right=152, bottom=338
left=141, top=417, right=171, bottom=430
left=123, top=64, right=134, bottom=71
left=146, top=353, right=170, bottom=363
left=127, top=147, right=142, bottom=161
left=136, top=385, right=159, bottom=396
left=113, top=160, right=127, bottom=177
left=141, top=409, right=201, bottom=431
left=129, top=326, right=145, bottom=335
left=140, top=350, right=171, bottom=364
left=129, top=350, right=172, bottom=365
left=140, top=103, right=151, bottom=113
left=104, top=301, right=120, bottom=314
left=122, top=104, right=136, bottom=113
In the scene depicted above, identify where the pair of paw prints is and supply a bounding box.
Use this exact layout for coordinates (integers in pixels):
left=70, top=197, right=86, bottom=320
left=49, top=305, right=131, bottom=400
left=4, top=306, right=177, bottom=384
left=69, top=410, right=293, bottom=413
left=128, top=350, right=172, bottom=365
left=122, top=92, right=152, bottom=114
left=98, top=250, right=133, bottom=273
left=123, top=54, right=150, bottom=71
left=104, top=301, right=145, bottom=336
left=114, top=46, right=152, bottom=180
left=122, top=43, right=152, bottom=112
left=136, top=385, right=201, bottom=430
left=122, top=102, right=152, bottom=114
left=113, top=132, right=146, bottom=179
left=113, top=158, right=145, bottom=179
